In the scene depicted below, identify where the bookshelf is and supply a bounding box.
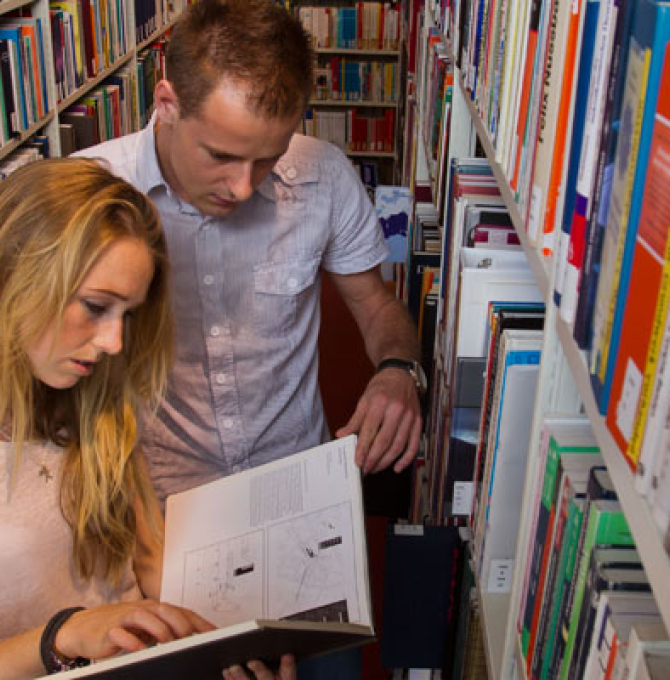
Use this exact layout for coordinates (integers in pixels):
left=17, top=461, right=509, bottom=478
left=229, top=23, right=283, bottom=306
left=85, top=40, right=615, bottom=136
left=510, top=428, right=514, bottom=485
left=407, top=1, right=670, bottom=679
left=0, top=0, right=187, bottom=166
left=295, top=1, right=403, bottom=183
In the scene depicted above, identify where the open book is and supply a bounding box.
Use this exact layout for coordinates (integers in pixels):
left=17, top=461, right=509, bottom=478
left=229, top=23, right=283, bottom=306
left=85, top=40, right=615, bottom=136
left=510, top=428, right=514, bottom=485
left=50, top=435, right=374, bottom=678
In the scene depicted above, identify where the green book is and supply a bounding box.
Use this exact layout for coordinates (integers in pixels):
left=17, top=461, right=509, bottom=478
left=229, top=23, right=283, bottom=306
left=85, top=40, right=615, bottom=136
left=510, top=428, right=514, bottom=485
left=539, top=493, right=585, bottom=680
left=558, top=498, right=634, bottom=679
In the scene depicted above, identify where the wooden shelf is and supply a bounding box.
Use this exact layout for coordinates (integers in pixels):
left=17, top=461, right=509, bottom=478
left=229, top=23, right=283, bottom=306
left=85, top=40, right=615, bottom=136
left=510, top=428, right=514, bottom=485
left=57, top=53, right=134, bottom=113
left=0, top=111, right=55, bottom=163
left=315, top=47, right=400, bottom=56
left=308, top=99, right=398, bottom=108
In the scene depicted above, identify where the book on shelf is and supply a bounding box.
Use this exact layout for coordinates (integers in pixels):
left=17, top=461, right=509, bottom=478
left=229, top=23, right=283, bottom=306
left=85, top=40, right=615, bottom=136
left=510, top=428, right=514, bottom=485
left=380, top=524, right=462, bottom=670
left=517, top=417, right=600, bottom=665
left=589, top=0, right=670, bottom=414
left=582, top=591, right=661, bottom=680
left=455, top=246, right=541, bottom=358
left=470, top=302, right=545, bottom=533
left=541, top=0, right=588, bottom=257
left=48, top=435, right=374, bottom=678
left=531, top=477, right=586, bottom=680
left=552, top=0, right=601, bottom=311
left=606, top=39, right=670, bottom=468
left=525, top=0, right=573, bottom=247
left=569, top=546, right=648, bottom=679
left=558, top=0, right=619, bottom=326
left=572, top=0, right=637, bottom=350
left=524, top=460, right=605, bottom=675
left=557, top=471, right=636, bottom=680
left=475, top=327, right=543, bottom=593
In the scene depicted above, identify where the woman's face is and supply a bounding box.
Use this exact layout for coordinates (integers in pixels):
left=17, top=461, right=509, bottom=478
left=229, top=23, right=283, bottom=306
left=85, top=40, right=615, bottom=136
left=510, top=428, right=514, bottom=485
left=26, top=237, right=154, bottom=389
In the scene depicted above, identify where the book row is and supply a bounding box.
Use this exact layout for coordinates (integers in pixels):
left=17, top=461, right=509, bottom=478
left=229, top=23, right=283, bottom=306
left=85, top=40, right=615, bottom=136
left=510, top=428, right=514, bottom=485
left=59, top=40, right=164, bottom=153
left=302, top=107, right=395, bottom=154
left=50, top=0, right=129, bottom=100
left=296, top=2, right=400, bottom=51
left=427, top=0, right=670, bottom=544
left=313, top=58, right=398, bottom=103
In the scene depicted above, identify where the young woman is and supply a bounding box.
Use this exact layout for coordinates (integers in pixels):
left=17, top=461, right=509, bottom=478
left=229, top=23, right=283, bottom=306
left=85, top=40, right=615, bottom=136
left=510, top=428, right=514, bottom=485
left=0, top=158, right=294, bottom=680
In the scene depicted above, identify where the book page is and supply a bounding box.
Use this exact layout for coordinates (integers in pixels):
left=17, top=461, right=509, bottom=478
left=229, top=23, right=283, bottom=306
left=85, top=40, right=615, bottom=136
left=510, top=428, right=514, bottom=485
left=161, top=435, right=371, bottom=630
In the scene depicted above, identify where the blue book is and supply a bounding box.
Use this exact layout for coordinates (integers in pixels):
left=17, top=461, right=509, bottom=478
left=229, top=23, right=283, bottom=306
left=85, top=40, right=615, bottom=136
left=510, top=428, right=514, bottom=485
left=552, top=0, right=601, bottom=309
left=589, top=0, right=670, bottom=412
left=573, top=0, right=636, bottom=349
left=0, top=27, right=27, bottom=130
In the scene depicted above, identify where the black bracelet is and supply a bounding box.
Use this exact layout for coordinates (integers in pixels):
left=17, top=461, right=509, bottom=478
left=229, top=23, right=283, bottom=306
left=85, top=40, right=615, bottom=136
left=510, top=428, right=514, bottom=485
left=40, top=607, right=90, bottom=674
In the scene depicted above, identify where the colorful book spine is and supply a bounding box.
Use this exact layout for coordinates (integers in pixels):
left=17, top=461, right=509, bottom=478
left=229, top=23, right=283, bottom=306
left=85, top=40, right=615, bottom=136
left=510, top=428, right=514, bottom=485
left=589, top=0, right=670, bottom=413
left=606, top=36, right=670, bottom=465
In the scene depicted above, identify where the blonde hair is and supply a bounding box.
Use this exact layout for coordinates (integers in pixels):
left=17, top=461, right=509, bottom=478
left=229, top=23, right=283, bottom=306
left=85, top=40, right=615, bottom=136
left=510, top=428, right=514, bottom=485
left=0, top=158, right=173, bottom=581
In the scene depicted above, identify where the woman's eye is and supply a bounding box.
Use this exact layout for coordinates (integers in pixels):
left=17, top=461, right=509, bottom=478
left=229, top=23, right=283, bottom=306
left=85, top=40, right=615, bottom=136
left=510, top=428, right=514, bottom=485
left=83, top=300, right=106, bottom=317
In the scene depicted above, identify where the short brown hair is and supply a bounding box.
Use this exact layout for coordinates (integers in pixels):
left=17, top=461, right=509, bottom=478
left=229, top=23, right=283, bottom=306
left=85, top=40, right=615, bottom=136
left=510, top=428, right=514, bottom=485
left=166, top=0, right=314, bottom=119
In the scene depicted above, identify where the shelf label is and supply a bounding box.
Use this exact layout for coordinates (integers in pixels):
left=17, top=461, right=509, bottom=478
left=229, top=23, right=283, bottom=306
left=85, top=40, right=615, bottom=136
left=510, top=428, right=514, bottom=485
left=487, top=559, right=513, bottom=593
left=453, top=482, right=474, bottom=515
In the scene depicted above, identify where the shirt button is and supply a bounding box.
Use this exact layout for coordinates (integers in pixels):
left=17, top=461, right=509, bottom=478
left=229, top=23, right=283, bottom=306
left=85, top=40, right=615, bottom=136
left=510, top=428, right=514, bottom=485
left=215, top=373, right=226, bottom=384
left=287, top=277, right=298, bottom=289
left=210, top=326, right=221, bottom=337
left=203, top=275, right=214, bottom=285
left=286, top=167, right=297, bottom=180
left=223, top=418, right=234, bottom=429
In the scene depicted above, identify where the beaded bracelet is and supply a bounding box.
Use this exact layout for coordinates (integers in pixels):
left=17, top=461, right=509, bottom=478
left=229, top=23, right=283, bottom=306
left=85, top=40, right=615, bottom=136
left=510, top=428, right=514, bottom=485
left=40, top=607, right=91, bottom=674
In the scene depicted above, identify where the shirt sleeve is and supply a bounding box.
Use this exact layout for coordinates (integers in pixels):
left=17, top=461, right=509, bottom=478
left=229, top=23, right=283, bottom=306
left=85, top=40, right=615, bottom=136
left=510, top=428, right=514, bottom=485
left=321, top=146, right=389, bottom=274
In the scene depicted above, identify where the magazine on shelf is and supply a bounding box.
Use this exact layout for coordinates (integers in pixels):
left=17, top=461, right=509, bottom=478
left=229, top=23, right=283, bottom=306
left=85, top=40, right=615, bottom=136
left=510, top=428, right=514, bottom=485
left=48, top=435, right=374, bottom=679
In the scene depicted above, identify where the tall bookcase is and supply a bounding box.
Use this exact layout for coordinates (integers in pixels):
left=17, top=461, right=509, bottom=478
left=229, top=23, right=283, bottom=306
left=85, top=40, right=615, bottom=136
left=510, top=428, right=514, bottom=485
left=408, top=1, right=670, bottom=679
left=0, top=0, right=187, bottom=166
left=294, top=1, right=404, bottom=184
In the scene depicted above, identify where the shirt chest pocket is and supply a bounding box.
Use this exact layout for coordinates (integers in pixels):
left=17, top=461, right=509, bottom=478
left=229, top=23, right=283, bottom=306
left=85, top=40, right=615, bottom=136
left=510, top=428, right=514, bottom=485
left=252, top=258, right=320, bottom=336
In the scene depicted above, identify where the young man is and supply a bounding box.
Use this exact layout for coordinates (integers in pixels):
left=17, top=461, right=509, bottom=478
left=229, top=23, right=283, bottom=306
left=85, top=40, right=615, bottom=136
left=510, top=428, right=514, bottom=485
left=80, top=0, right=423, bottom=505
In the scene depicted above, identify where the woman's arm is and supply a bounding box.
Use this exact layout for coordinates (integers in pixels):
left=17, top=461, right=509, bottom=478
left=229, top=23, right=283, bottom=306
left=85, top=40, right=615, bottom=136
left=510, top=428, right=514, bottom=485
left=0, top=601, right=214, bottom=680
left=0, top=626, right=45, bottom=680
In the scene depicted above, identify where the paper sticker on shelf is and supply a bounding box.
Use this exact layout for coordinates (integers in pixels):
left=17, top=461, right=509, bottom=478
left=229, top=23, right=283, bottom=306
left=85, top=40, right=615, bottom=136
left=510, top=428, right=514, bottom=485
left=487, top=559, right=513, bottom=593
left=453, top=482, right=474, bottom=515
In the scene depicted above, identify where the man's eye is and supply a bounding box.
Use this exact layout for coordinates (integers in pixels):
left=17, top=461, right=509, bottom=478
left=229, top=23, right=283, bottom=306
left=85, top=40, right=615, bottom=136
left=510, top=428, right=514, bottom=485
left=83, top=300, right=106, bottom=316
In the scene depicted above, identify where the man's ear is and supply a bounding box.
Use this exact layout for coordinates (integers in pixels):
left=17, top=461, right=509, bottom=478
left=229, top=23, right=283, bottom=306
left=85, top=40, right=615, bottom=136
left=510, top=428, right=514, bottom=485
left=154, top=80, right=180, bottom=125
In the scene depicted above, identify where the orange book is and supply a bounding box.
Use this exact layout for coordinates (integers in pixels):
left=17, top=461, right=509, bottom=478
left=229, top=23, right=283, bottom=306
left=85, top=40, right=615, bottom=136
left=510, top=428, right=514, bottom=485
left=606, top=49, right=670, bottom=465
left=542, top=0, right=586, bottom=256
left=509, top=0, right=543, bottom=192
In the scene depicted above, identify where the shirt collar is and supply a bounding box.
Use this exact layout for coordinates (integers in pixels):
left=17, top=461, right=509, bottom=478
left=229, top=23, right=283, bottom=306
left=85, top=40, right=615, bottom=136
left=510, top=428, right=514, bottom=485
left=135, top=111, right=170, bottom=196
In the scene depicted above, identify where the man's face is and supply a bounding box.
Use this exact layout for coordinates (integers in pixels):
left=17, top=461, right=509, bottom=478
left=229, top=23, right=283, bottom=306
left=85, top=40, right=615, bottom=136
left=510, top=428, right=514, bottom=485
left=155, top=80, right=302, bottom=218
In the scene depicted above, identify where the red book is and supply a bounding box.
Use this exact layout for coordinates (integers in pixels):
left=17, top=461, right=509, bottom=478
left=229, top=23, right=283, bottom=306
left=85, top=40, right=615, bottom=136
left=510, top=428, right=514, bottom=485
left=606, top=45, right=670, bottom=465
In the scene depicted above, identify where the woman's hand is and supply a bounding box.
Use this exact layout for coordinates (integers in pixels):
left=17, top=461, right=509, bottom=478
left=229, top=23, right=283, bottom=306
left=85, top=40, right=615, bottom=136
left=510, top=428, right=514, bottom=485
left=55, top=600, right=214, bottom=661
left=223, top=654, right=296, bottom=680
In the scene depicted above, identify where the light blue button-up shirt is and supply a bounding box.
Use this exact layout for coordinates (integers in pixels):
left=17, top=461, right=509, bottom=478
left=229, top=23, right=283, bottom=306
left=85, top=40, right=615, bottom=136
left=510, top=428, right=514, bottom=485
left=76, top=119, right=388, bottom=501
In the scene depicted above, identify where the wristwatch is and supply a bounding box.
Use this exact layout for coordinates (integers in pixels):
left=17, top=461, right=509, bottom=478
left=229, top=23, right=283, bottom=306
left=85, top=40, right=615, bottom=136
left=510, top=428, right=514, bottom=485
left=375, top=357, right=428, bottom=396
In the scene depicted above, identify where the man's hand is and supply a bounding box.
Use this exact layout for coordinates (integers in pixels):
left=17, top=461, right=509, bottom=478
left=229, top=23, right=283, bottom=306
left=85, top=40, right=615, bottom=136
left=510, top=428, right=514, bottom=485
left=223, top=654, right=296, bottom=680
left=336, top=367, right=422, bottom=474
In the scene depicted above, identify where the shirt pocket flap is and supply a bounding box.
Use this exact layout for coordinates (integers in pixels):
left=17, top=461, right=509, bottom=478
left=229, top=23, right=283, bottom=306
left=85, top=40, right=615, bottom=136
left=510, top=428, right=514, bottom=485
left=253, top=259, right=320, bottom=296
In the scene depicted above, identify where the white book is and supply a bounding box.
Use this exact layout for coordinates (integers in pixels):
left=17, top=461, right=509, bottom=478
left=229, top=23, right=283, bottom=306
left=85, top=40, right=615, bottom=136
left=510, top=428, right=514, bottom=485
left=455, top=246, right=542, bottom=358
left=46, top=436, right=373, bottom=678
